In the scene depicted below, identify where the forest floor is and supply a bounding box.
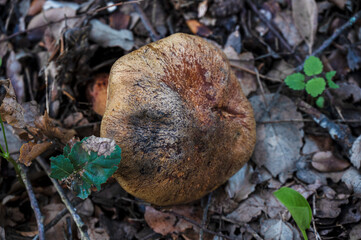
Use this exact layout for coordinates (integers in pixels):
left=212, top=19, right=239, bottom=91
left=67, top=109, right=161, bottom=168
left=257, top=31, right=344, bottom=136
left=1, top=0, right=361, bottom=239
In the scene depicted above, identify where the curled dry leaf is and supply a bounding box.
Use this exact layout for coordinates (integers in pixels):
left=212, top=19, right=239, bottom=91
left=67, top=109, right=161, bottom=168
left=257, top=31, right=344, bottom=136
left=342, top=167, right=361, bottom=197
left=292, top=0, right=318, bottom=52
left=273, top=10, right=303, bottom=47
left=144, top=206, right=201, bottom=236
left=34, top=112, right=76, bottom=145
left=312, top=151, right=350, bottom=172
left=19, top=141, right=52, bottom=166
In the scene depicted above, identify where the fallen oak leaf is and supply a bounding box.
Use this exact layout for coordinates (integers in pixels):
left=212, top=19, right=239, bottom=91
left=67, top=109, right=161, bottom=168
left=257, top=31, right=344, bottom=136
left=34, top=112, right=76, bottom=145
left=19, top=141, right=52, bottom=166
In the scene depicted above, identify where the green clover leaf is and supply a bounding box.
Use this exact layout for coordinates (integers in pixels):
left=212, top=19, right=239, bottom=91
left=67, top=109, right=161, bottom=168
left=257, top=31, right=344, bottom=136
left=304, top=56, right=323, bottom=76
left=285, top=73, right=306, bottom=90
left=305, top=77, right=326, bottom=97
left=325, top=71, right=339, bottom=89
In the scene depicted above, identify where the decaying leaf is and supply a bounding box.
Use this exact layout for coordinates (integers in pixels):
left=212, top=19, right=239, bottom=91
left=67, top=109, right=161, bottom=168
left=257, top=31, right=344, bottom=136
left=312, top=151, right=350, bottom=172
left=261, top=219, right=301, bottom=240
left=292, top=0, right=318, bottom=52
left=0, top=80, right=26, bottom=129
left=6, top=51, right=25, bottom=102
left=334, top=82, right=361, bottom=103
left=273, top=10, right=303, bottom=47
left=342, top=167, right=361, bottom=197
left=226, top=163, right=256, bottom=202
left=226, top=195, right=265, bottom=223
left=144, top=206, right=201, bottom=235
left=89, top=19, right=134, bottom=51
left=250, top=94, right=304, bottom=179
left=19, top=141, right=52, bottom=166
left=316, top=198, right=348, bottom=218
left=34, top=112, right=76, bottom=145
left=350, top=135, right=361, bottom=169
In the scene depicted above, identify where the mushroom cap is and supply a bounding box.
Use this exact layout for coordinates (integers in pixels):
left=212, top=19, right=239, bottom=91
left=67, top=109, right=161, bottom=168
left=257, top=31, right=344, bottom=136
left=100, top=33, right=256, bottom=206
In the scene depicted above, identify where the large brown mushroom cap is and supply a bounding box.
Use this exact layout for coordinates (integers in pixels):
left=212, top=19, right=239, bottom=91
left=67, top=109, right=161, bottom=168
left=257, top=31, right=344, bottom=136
left=100, top=33, right=256, bottom=206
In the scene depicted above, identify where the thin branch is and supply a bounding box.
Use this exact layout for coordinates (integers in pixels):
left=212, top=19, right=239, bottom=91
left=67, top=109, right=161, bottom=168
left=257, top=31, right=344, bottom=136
left=245, top=0, right=302, bottom=64
left=297, top=99, right=356, bottom=156
left=33, top=200, right=82, bottom=240
left=36, top=157, right=90, bottom=240
left=131, top=2, right=160, bottom=41
left=19, top=164, right=45, bottom=240
left=230, top=63, right=282, bottom=82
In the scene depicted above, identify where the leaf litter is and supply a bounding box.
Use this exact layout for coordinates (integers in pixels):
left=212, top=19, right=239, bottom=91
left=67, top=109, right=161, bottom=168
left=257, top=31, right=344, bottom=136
left=1, top=0, right=361, bottom=239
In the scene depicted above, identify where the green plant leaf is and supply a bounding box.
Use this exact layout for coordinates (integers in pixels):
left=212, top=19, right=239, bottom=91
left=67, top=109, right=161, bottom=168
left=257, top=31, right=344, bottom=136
left=274, top=187, right=312, bottom=240
left=50, top=136, right=121, bottom=199
left=316, top=96, right=325, bottom=108
left=305, top=77, right=326, bottom=97
left=304, top=56, right=323, bottom=76
left=285, top=73, right=306, bottom=90
left=0, top=58, right=2, bottom=67
left=325, top=71, right=339, bottom=89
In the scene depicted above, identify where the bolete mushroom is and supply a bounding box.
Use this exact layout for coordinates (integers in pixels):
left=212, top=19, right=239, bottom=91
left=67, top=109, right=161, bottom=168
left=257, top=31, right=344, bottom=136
left=100, top=33, right=256, bottom=206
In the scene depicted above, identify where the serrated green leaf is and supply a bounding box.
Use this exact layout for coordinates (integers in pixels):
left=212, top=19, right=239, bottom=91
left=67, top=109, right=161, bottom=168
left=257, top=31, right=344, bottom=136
left=304, top=56, right=323, bottom=76
left=316, top=96, right=325, bottom=108
left=274, top=187, right=312, bottom=240
left=63, top=144, right=71, bottom=158
left=50, top=136, right=122, bottom=199
left=285, top=73, right=306, bottom=90
left=306, top=77, right=326, bottom=97
left=325, top=71, right=339, bottom=89
left=50, top=155, right=74, bottom=180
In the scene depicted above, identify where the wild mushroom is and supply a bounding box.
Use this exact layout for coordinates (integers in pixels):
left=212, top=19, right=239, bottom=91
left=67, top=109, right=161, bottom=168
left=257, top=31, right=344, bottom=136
left=100, top=33, right=256, bottom=206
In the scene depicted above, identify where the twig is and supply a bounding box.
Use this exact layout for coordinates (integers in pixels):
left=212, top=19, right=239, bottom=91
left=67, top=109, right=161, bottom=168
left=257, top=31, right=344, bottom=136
left=296, top=10, right=361, bottom=71
left=257, top=119, right=361, bottom=124
left=66, top=217, right=73, bottom=240
left=230, top=63, right=281, bottom=82
left=33, top=200, right=82, bottom=240
left=19, top=164, right=45, bottom=240
left=131, top=2, right=160, bottom=41
left=36, top=157, right=90, bottom=240
left=245, top=0, right=302, bottom=64
left=297, top=99, right=356, bottom=156
left=199, top=193, right=212, bottom=240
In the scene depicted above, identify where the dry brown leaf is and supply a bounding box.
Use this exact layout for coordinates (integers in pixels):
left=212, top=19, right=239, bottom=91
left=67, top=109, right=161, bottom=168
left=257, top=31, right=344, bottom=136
left=34, top=112, right=76, bottom=145
left=0, top=79, right=26, bottom=129
left=292, top=0, right=318, bottom=53
left=144, top=206, right=201, bottom=235
left=186, top=19, right=212, bottom=37
left=312, top=151, right=350, bottom=172
left=19, top=141, right=52, bottom=166
left=87, top=73, right=108, bottom=116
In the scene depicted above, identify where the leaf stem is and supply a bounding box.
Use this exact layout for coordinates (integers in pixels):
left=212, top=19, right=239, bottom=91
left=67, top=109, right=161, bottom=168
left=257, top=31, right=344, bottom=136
left=302, top=230, right=308, bottom=240
left=0, top=114, right=9, bottom=154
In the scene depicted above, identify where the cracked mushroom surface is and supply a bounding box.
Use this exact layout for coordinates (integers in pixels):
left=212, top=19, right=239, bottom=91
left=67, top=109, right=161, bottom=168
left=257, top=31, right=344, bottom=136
left=100, top=33, right=256, bottom=206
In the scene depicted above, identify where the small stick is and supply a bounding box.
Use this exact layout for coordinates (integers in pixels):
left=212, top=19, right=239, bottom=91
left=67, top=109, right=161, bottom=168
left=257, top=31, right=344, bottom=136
left=296, top=10, right=361, bottom=71
left=36, top=157, right=90, bottom=240
left=33, top=200, right=82, bottom=240
left=131, top=2, right=160, bottom=41
left=230, top=63, right=282, bottom=82
left=19, top=164, right=45, bottom=240
left=199, top=193, right=212, bottom=240
left=297, top=99, right=356, bottom=156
